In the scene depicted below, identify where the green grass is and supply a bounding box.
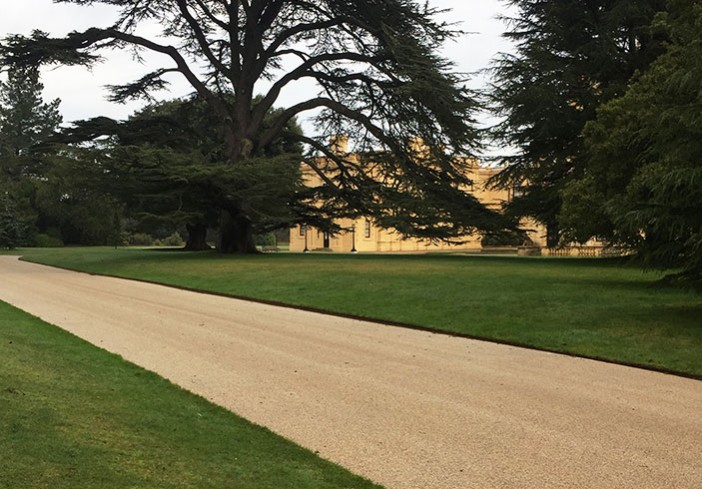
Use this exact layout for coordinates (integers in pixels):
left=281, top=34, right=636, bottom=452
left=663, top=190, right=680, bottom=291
left=0, top=300, right=382, bottom=489
left=11, top=246, right=702, bottom=378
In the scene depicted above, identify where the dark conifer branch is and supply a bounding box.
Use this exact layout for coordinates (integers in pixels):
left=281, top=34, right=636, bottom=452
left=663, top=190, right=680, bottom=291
left=192, top=0, right=230, bottom=30
left=0, top=30, right=101, bottom=69
left=288, top=132, right=358, bottom=181
left=106, top=68, right=179, bottom=103
left=257, top=0, right=286, bottom=34
left=252, top=52, right=387, bottom=130
left=263, top=18, right=350, bottom=58
left=260, top=97, right=394, bottom=153
left=174, top=0, right=232, bottom=79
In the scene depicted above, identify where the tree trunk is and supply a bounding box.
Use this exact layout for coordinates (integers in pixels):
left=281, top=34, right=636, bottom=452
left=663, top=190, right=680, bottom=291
left=184, top=223, right=210, bottom=251
left=546, top=220, right=560, bottom=248
left=218, top=210, right=258, bottom=254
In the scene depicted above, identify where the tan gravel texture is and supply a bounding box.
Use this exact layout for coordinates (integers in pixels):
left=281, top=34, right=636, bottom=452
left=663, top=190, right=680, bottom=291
left=0, top=256, right=700, bottom=489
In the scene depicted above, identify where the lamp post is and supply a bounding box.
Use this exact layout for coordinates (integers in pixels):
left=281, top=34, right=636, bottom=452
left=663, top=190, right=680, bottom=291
left=303, top=225, right=309, bottom=253
left=350, top=224, right=357, bottom=253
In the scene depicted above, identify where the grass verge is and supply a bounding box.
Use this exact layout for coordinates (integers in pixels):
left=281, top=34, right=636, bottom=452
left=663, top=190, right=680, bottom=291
left=13, top=246, right=702, bottom=378
left=0, top=299, right=382, bottom=489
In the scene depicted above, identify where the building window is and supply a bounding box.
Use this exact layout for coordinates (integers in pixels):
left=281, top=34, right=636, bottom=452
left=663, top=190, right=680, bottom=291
left=364, top=219, right=372, bottom=238
left=299, top=225, right=305, bottom=237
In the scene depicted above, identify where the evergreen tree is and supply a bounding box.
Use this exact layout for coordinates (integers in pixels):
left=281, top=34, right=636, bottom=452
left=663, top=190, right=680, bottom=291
left=0, top=0, right=508, bottom=253
left=59, top=94, right=305, bottom=250
left=562, top=0, right=702, bottom=281
left=31, top=146, right=124, bottom=246
left=0, top=65, right=61, bottom=175
left=0, top=192, right=28, bottom=249
left=0, top=65, right=62, bottom=245
left=489, top=0, right=666, bottom=246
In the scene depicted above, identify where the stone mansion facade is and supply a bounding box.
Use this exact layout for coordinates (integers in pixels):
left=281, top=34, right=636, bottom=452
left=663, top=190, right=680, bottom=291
left=288, top=138, right=555, bottom=254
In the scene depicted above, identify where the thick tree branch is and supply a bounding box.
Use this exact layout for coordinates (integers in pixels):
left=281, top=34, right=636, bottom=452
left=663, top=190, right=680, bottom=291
left=263, top=18, right=349, bottom=58
left=174, top=0, right=231, bottom=79
left=252, top=52, right=388, bottom=130
left=259, top=97, right=394, bottom=151
left=291, top=132, right=356, bottom=182
left=192, top=0, right=230, bottom=30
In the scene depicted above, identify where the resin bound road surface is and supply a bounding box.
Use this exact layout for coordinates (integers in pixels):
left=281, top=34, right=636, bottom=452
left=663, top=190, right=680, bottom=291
left=1, top=256, right=700, bottom=489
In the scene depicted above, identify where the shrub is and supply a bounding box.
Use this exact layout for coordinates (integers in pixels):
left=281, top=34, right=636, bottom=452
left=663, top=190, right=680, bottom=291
left=481, top=230, right=526, bottom=247
left=254, top=232, right=276, bottom=247
left=160, top=232, right=184, bottom=247
left=33, top=233, right=64, bottom=248
left=128, top=233, right=155, bottom=246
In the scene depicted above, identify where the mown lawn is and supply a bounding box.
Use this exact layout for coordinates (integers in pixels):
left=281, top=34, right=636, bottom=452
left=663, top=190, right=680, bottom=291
left=14, top=247, right=702, bottom=378
left=0, top=300, right=382, bottom=489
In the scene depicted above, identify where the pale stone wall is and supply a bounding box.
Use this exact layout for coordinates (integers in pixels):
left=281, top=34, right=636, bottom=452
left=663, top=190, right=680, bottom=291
left=283, top=137, right=610, bottom=253
left=288, top=155, right=548, bottom=253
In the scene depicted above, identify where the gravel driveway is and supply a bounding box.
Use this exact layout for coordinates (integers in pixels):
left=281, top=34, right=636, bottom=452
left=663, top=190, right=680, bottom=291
left=1, top=256, right=700, bottom=489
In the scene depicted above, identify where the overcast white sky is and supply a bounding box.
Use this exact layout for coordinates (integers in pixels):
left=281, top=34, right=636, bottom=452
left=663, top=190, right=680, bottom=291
left=0, top=0, right=515, bottom=134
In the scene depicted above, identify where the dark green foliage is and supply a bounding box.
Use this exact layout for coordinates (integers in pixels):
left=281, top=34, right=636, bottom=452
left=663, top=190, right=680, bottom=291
left=32, top=232, right=64, bottom=248
left=489, top=0, right=666, bottom=245
left=160, top=232, right=184, bottom=247
left=59, top=94, right=304, bottom=249
left=254, top=232, right=277, bottom=247
left=127, top=233, right=155, bottom=246
left=480, top=229, right=527, bottom=247
left=0, top=192, right=27, bottom=248
left=0, top=65, right=61, bottom=164
left=0, top=65, right=62, bottom=245
left=0, top=68, right=115, bottom=246
left=563, top=0, right=702, bottom=280
left=31, top=147, right=124, bottom=245
left=0, top=0, right=507, bottom=252
left=559, top=175, right=611, bottom=243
